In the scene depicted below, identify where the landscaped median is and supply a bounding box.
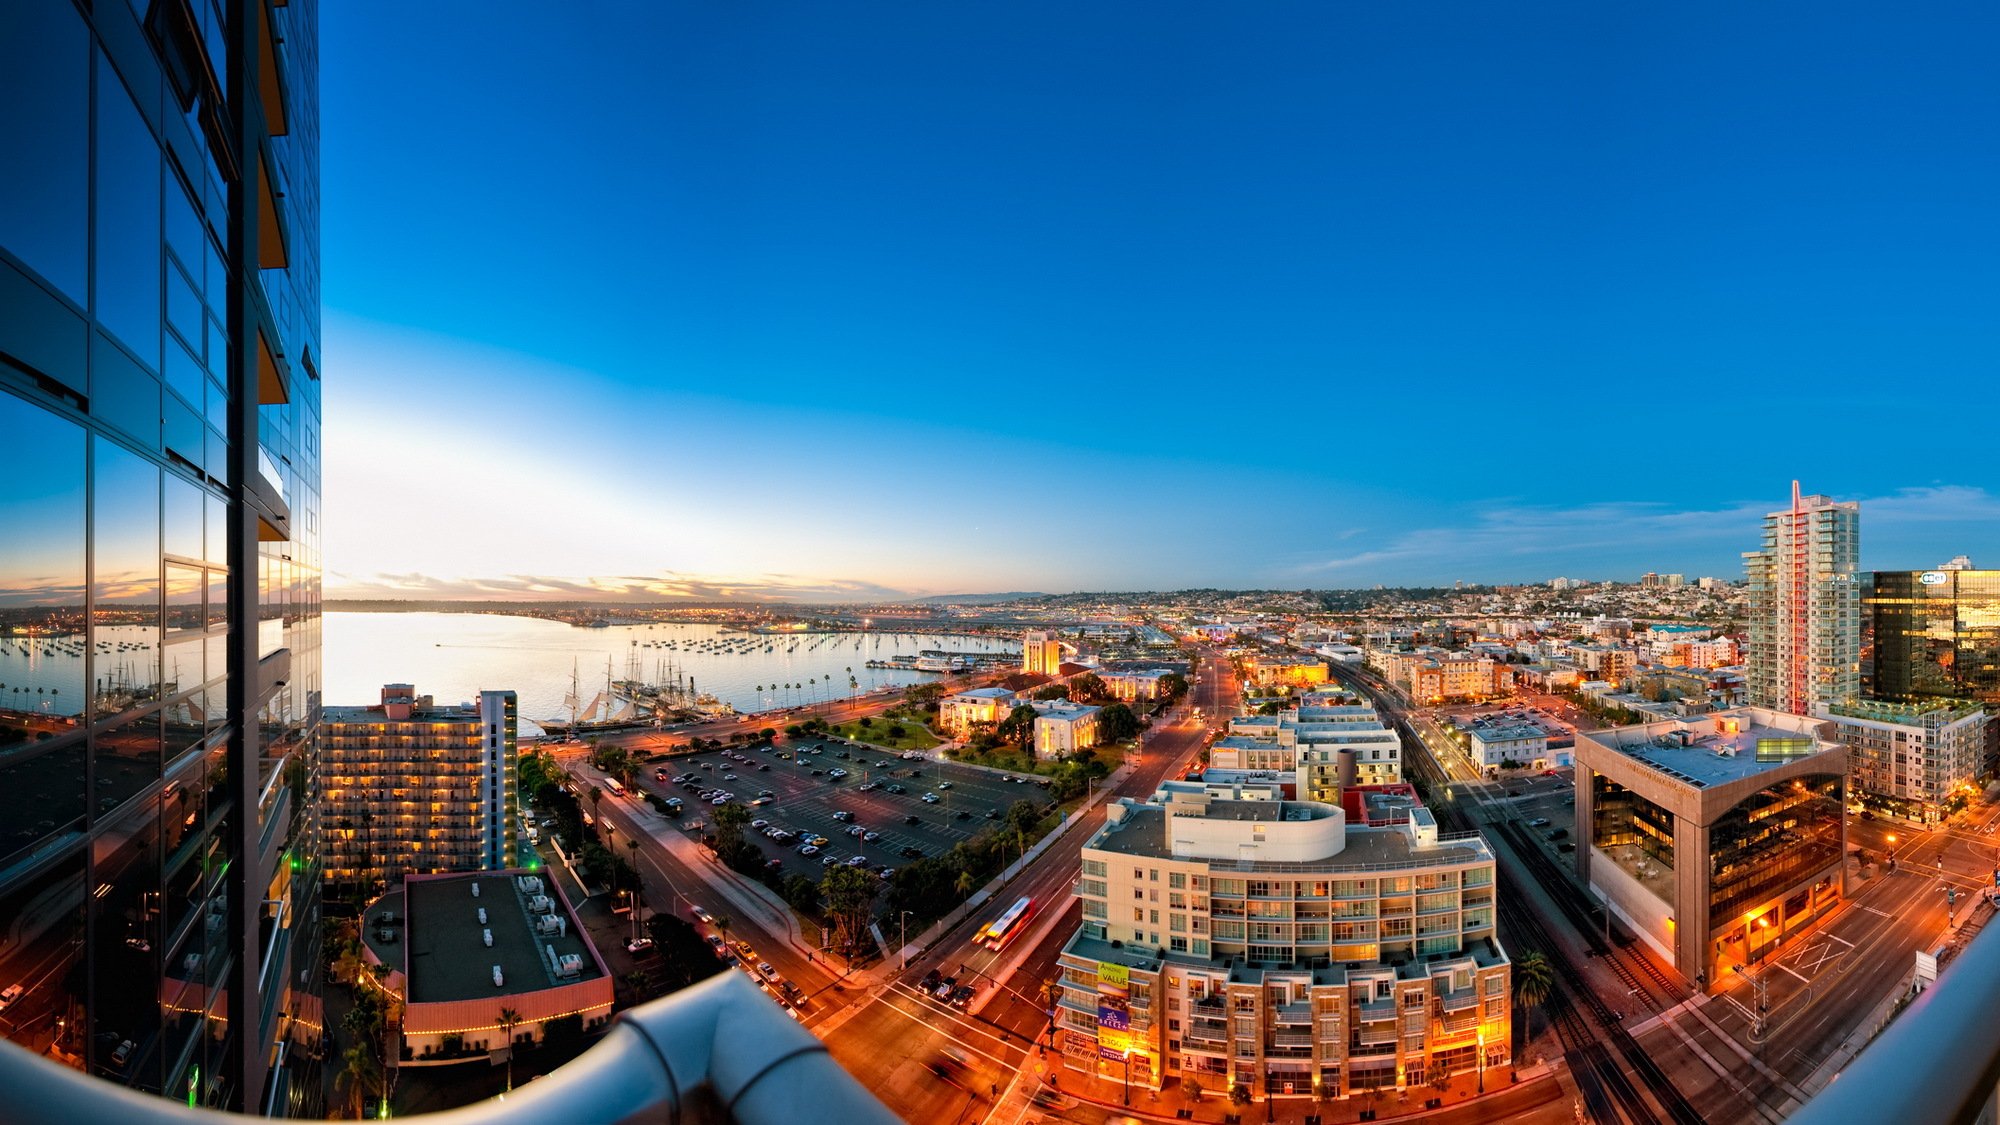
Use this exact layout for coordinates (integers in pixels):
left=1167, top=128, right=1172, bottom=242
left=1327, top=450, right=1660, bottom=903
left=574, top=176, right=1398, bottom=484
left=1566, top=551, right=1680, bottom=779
left=828, top=713, right=938, bottom=753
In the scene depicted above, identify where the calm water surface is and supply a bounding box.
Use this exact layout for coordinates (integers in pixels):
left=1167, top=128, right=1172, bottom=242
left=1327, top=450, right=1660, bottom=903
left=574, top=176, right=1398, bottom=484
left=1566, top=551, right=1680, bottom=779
left=323, top=612, right=1012, bottom=733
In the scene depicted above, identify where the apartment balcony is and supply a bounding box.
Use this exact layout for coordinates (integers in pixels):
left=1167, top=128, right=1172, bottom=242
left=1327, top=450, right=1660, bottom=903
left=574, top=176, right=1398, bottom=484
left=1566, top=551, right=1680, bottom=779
left=0, top=972, right=895, bottom=1124
left=1271, top=1028, right=1314, bottom=1049
left=1272, top=1002, right=1313, bottom=1025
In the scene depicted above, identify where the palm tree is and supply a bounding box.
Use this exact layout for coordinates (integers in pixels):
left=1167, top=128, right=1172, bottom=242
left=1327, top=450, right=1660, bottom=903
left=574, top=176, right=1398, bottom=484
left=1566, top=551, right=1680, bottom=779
left=496, top=1007, right=522, bottom=1090
left=1514, top=950, right=1555, bottom=1044
left=335, top=1042, right=382, bottom=1119
left=954, top=869, right=975, bottom=899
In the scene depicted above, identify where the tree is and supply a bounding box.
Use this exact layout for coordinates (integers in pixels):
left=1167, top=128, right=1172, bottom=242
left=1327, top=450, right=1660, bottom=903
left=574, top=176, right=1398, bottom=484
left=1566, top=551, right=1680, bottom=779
left=1158, top=672, right=1189, bottom=700
left=496, top=1007, right=522, bottom=1090
left=999, top=704, right=1040, bottom=748
left=335, top=1043, right=382, bottom=1119
left=904, top=682, right=945, bottom=708
left=1230, top=1083, right=1252, bottom=1107
left=1069, top=672, right=1110, bottom=704
left=712, top=800, right=751, bottom=856
left=1032, top=684, right=1071, bottom=702
left=820, top=863, right=882, bottom=956
left=1257, top=700, right=1285, bottom=716
left=1006, top=799, right=1042, bottom=841
left=1097, top=702, right=1142, bottom=744
left=1184, top=1076, right=1206, bottom=1103
left=954, top=868, right=976, bottom=899
left=1514, top=950, right=1555, bottom=1044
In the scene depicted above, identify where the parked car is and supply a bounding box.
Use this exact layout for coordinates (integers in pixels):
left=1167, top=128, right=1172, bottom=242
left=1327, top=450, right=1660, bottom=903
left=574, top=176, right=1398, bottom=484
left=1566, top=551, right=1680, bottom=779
left=1546, top=828, right=1569, bottom=841
left=626, top=937, right=655, bottom=954
left=904, top=815, right=923, bottom=825
left=936, top=782, right=953, bottom=791
left=900, top=846, right=924, bottom=859
left=833, top=810, right=855, bottom=823
left=0, top=984, right=23, bottom=1011
left=863, top=831, right=881, bottom=843
left=800, top=845, right=821, bottom=856
left=1528, top=817, right=1551, bottom=827
left=922, top=793, right=940, bottom=804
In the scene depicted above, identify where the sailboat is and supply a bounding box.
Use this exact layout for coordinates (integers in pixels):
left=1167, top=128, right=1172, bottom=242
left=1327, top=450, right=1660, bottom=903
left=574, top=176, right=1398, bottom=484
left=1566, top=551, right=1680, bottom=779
left=541, top=657, right=654, bottom=735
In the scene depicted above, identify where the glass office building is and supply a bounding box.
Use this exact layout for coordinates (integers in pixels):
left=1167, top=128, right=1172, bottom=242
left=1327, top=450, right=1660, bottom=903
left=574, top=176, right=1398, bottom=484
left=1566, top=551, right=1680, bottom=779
left=1864, top=570, right=2000, bottom=705
left=0, top=0, right=322, bottom=1114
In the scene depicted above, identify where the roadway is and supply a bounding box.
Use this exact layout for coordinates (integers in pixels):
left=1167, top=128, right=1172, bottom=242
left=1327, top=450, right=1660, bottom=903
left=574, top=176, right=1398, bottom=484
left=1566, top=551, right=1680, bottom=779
left=819, top=649, right=1238, bottom=1124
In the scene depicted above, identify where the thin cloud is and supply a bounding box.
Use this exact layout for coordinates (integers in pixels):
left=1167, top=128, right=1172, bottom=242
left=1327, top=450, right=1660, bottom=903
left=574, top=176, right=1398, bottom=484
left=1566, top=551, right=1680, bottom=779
left=326, top=569, right=915, bottom=604
left=1289, top=486, right=2000, bottom=583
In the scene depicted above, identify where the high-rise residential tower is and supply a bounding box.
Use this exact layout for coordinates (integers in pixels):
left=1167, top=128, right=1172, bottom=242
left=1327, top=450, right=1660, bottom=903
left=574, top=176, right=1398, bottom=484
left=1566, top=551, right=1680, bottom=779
left=324, top=685, right=520, bottom=895
left=0, top=0, right=323, bottom=1113
left=1744, top=484, right=1860, bottom=714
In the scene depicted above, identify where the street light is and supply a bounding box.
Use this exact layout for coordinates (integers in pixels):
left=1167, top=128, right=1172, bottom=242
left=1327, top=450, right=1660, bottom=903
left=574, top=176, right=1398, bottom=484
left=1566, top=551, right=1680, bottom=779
left=1123, top=1050, right=1136, bottom=1106
left=898, top=910, right=916, bottom=971
left=1476, top=1028, right=1485, bottom=1094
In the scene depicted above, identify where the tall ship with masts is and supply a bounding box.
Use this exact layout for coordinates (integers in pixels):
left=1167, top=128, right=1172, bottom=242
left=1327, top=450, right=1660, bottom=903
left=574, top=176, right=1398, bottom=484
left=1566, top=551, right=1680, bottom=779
left=540, top=657, right=657, bottom=735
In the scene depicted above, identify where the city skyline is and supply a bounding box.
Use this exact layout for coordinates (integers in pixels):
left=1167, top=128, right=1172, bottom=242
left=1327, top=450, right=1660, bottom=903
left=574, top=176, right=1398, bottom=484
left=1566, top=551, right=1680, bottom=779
left=320, top=3, right=2000, bottom=599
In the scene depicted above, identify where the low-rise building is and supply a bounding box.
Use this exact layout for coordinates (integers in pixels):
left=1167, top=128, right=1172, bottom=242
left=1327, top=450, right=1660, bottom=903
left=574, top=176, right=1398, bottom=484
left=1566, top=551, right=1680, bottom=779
left=1099, top=668, right=1178, bottom=702
left=1467, top=723, right=1553, bottom=770
left=1032, top=700, right=1103, bottom=758
left=1574, top=708, right=1846, bottom=986
left=361, top=871, right=615, bottom=1059
left=1243, top=656, right=1330, bottom=688
left=939, top=686, right=1019, bottom=736
left=1059, top=789, right=1511, bottom=1102
left=1816, top=698, right=1989, bottom=825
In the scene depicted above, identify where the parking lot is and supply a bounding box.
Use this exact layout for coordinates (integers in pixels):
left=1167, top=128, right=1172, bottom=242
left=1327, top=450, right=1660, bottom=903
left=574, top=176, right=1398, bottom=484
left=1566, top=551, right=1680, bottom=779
left=635, top=737, right=1055, bottom=885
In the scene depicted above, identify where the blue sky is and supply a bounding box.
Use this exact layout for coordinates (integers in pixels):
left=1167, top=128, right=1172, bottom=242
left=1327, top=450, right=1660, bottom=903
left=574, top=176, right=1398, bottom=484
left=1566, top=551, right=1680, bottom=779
left=321, top=2, right=2000, bottom=599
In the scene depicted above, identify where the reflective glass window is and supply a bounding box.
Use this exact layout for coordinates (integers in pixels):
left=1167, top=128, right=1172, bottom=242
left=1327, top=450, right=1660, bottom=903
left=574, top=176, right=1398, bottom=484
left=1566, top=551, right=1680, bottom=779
left=206, top=491, right=227, bottom=565
left=92, top=437, right=162, bottom=703
left=206, top=569, right=228, bottom=632
left=165, top=564, right=204, bottom=635
left=0, top=0, right=89, bottom=303
left=95, top=707, right=162, bottom=818
left=0, top=391, right=86, bottom=734
left=91, top=792, right=164, bottom=1091
left=164, top=472, right=202, bottom=559
left=93, top=53, right=164, bottom=369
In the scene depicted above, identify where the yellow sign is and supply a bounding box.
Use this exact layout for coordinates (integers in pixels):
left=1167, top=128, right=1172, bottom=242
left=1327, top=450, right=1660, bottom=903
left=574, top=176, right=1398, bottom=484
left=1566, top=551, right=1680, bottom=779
left=1097, top=962, right=1129, bottom=988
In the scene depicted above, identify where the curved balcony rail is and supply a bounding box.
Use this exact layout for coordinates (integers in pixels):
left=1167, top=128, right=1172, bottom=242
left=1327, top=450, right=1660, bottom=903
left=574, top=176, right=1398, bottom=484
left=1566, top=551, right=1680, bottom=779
left=0, top=971, right=900, bottom=1125
left=1788, top=919, right=2000, bottom=1125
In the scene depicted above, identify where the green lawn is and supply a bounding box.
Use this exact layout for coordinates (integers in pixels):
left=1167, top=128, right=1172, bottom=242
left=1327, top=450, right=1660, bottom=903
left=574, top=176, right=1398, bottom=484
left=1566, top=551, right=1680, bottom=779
left=831, top=716, right=938, bottom=752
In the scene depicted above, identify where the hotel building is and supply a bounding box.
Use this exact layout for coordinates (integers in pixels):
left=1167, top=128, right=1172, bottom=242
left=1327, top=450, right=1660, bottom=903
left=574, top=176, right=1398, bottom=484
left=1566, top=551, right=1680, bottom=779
left=1744, top=485, right=1861, bottom=714
left=1574, top=708, right=1846, bottom=985
left=0, top=0, right=324, bottom=1111
left=324, top=685, right=520, bottom=895
left=1058, top=787, right=1511, bottom=1101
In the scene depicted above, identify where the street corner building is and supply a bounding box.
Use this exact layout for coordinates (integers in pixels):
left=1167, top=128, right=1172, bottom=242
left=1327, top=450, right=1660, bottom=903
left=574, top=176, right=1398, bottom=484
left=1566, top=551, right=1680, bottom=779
left=1058, top=786, right=1511, bottom=1103
left=1574, top=707, right=1847, bottom=989
left=0, top=0, right=325, bottom=1113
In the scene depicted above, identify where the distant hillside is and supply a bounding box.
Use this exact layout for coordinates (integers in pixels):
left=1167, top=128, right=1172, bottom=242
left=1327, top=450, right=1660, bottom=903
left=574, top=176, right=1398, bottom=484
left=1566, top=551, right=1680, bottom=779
left=913, top=592, right=1050, bottom=605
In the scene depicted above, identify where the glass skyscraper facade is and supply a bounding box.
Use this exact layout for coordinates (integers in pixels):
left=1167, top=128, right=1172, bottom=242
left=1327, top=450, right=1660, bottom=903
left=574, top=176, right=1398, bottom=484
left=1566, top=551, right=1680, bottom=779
left=0, top=0, right=322, bottom=1114
left=1864, top=570, right=2000, bottom=705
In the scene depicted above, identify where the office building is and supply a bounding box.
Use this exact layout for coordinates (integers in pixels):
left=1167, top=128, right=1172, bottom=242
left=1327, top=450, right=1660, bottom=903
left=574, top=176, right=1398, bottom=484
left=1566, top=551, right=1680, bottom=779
left=1574, top=708, right=1845, bottom=986
left=1098, top=668, right=1176, bottom=702
left=1816, top=699, right=1987, bottom=825
left=938, top=686, right=1018, bottom=736
left=324, top=685, right=520, bottom=894
left=1031, top=700, right=1102, bottom=758
left=1744, top=485, right=1861, bottom=714
left=1863, top=569, right=2000, bottom=706
left=1058, top=788, right=1511, bottom=1101
left=358, top=871, right=613, bottom=1059
left=1024, top=631, right=1063, bottom=676
left=0, top=0, right=323, bottom=1112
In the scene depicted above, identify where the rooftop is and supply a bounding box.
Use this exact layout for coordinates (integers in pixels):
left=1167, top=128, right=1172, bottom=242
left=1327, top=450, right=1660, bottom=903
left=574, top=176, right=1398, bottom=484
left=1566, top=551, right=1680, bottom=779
left=1822, top=698, right=1986, bottom=725
left=1089, top=801, right=1490, bottom=872
left=1470, top=723, right=1546, bottom=742
left=950, top=687, right=1017, bottom=701
left=1581, top=708, right=1839, bottom=789
left=375, top=870, right=604, bottom=1004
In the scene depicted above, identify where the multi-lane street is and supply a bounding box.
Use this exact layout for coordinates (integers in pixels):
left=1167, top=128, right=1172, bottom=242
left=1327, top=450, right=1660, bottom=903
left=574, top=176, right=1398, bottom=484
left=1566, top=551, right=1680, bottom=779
left=546, top=647, right=1236, bottom=1124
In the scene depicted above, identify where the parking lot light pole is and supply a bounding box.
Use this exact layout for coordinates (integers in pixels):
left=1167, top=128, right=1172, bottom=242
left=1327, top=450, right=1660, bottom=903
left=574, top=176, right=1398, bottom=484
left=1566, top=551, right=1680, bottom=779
left=899, top=910, right=915, bottom=972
